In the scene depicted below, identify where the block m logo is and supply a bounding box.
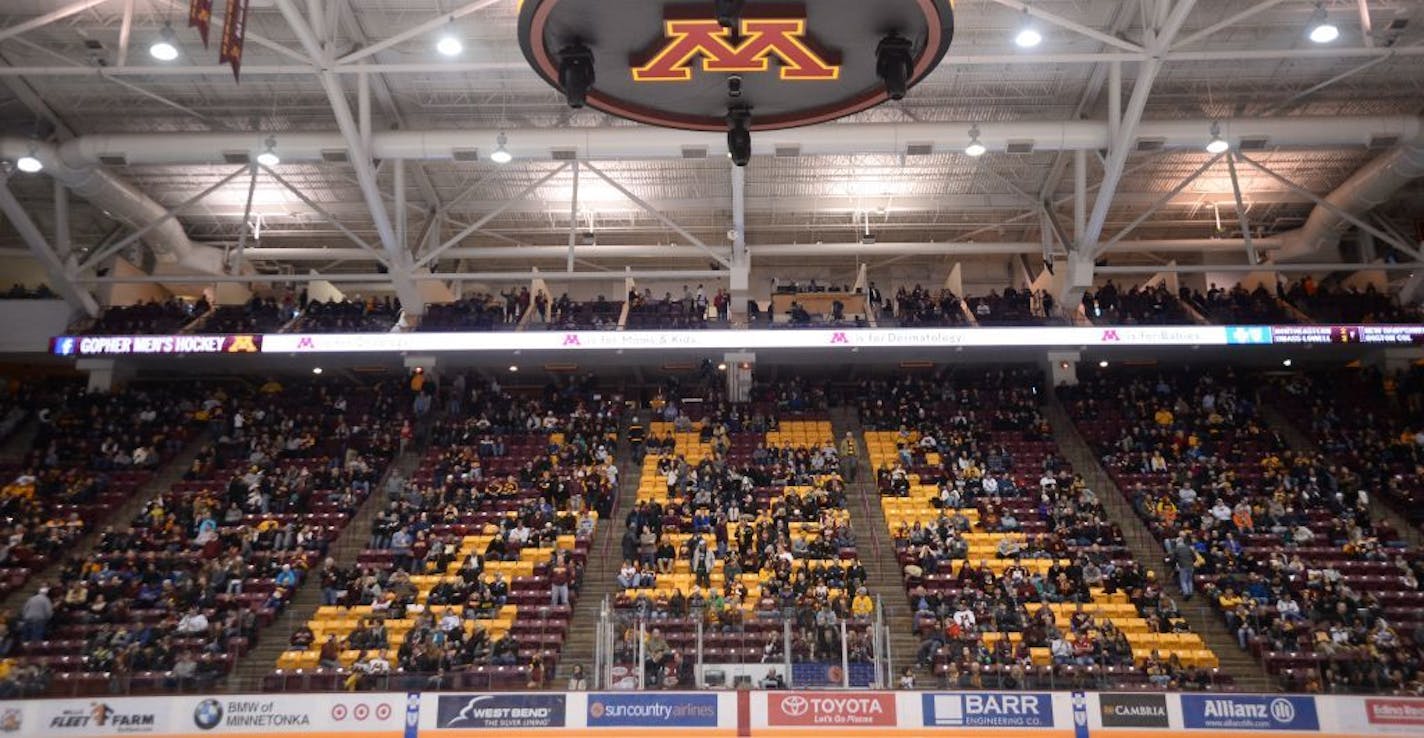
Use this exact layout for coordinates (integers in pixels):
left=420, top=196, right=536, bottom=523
left=632, top=18, right=840, bottom=82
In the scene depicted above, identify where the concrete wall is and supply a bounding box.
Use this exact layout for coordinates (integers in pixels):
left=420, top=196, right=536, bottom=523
left=0, top=299, right=74, bottom=352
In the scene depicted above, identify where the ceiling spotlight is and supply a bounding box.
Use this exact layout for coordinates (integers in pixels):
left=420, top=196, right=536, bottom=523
left=558, top=42, right=595, bottom=108
left=256, top=136, right=280, bottom=167
left=1308, top=4, right=1339, bottom=44
left=717, top=363, right=728, bottom=371
left=1098, top=360, right=1109, bottom=368
left=312, top=367, right=323, bottom=375
left=15, top=151, right=43, bottom=174
left=1205, top=122, right=1230, bottom=154
left=490, top=132, right=513, bottom=164
left=436, top=34, right=463, bottom=57
left=727, top=105, right=752, bottom=167
left=508, top=365, right=519, bottom=372
left=149, top=22, right=179, bottom=61
left=876, top=33, right=915, bottom=100
left=1014, top=9, right=1042, bottom=49
left=1282, top=358, right=1293, bottom=367
left=964, top=125, right=987, bottom=157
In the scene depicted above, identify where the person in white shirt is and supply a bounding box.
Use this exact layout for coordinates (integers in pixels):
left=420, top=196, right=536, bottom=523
left=177, top=608, right=209, bottom=635
left=952, top=605, right=976, bottom=630
left=1209, top=500, right=1232, bottom=522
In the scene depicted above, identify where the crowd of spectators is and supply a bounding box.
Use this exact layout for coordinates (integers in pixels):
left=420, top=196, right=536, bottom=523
left=893, top=286, right=968, bottom=327
left=274, top=374, right=618, bottom=690
left=1, top=379, right=406, bottom=697
left=965, top=289, right=1057, bottom=326
left=83, top=298, right=208, bottom=335
left=298, top=297, right=401, bottom=333
left=1083, top=282, right=1194, bottom=325
left=1281, top=277, right=1424, bottom=324
left=1185, top=283, right=1296, bottom=324
left=627, top=287, right=711, bottom=329
left=419, top=294, right=508, bottom=332
left=198, top=297, right=289, bottom=334
left=546, top=294, right=622, bottom=331
left=3, top=284, right=56, bottom=300
left=1064, top=367, right=1424, bottom=694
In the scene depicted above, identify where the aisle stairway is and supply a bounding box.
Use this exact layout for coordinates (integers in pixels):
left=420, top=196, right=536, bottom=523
left=224, top=437, right=429, bottom=691
left=554, top=419, right=642, bottom=688
left=1259, top=404, right=1424, bottom=550
left=1044, top=393, right=1273, bottom=691
left=829, top=407, right=922, bottom=686
left=0, top=433, right=209, bottom=614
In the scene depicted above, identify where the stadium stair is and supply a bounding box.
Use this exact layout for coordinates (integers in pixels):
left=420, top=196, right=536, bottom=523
left=554, top=419, right=641, bottom=688
left=0, top=433, right=211, bottom=614
left=225, top=438, right=430, bottom=691
left=0, top=416, right=37, bottom=464
left=1044, top=393, right=1273, bottom=692
left=1260, top=404, right=1424, bottom=550
left=830, top=406, right=924, bottom=686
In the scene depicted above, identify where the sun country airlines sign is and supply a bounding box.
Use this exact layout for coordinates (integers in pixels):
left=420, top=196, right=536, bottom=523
left=517, top=0, right=955, bottom=132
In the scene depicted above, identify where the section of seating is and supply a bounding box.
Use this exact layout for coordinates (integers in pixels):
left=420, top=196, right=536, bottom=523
left=8, top=379, right=404, bottom=697
left=4, top=284, right=57, bottom=299
left=1063, top=367, right=1423, bottom=694
left=862, top=369, right=1218, bottom=690
left=1274, top=367, right=1424, bottom=530
left=613, top=406, right=874, bottom=689
left=297, top=297, right=401, bottom=333
left=419, top=294, right=507, bottom=332
left=965, top=289, right=1057, bottom=326
left=1281, top=278, right=1424, bottom=324
left=1185, top=283, right=1297, bottom=324
left=272, top=376, right=619, bottom=692
left=82, top=298, right=208, bottom=335
left=2, top=382, right=198, bottom=601
left=1083, top=282, right=1194, bottom=325
left=627, top=289, right=708, bottom=330
left=893, top=286, right=968, bottom=327
left=197, top=298, right=289, bottom=334
left=548, top=295, right=622, bottom=330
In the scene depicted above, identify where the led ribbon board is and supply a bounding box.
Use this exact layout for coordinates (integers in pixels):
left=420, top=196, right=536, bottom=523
left=517, top=0, right=956, bottom=132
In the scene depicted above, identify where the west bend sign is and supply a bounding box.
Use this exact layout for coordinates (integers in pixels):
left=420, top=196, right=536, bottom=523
left=518, top=0, right=956, bottom=131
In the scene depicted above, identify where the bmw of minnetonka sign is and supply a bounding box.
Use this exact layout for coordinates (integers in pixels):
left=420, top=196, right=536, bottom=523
left=517, top=0, right=956, bottom=132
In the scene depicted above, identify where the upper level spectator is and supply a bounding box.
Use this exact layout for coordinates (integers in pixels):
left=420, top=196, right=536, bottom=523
left=1084, top=283, right=1194, bottom=325
left=197, top=297, right=288, bottom=334
left=3, top=284, right=56, bottom=299
left=83, top=298, right=207, bottom=335
left=966, top=289, right=1057, bottom=326
left=1185, top=283, right=1296, bottom=324
left=894, top=286, right=967, bottom=327
left=419, top=294, right=507, bottom=332
left=298, top=297, right=400, bottom=333
left=547, top=294, right=621, bottom=331
left=1282, top=278, right=1423, bottom=324
left=627, top=287, right=707, bottom=330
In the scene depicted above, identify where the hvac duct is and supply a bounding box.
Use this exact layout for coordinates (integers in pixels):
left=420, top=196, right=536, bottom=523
left=1273, top=137, right=1424, bottom=262
left=0, top=139, right=224, bottom=275
left=9, top=116, right=1420, bottom=166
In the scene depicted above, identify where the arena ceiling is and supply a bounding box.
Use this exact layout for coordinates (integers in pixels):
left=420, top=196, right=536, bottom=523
left=0, top=0, right=1422, bottom=307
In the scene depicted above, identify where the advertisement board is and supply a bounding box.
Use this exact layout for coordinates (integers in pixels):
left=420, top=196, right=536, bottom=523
left=765, top=692, right=897, bottom=727
left=585, top=693, right=718, bottom=728
left=1180, top=695, right=1319, bottom=731
left=429, top=694, right=565, bottom=731
left=178, top=694, right=409, bottom=735
left=1096, top=694, right=1170, bottom=729
left=29, top=698, right=173, bottom=736
left=922, top=692, right=1056, bottom=728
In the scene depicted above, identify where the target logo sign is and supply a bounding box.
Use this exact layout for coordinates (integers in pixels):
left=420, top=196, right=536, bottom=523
left=330, top=702, right=393, bottom=723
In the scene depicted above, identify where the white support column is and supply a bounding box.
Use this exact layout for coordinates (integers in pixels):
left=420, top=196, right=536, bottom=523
left=1055, top=249, right=1096, bottom=312
left=724, top=352, right=755, bottom=404
left=76, top=358, right=129, bottom=393
left=729, top=162, right=751, bottom=325
left=53, top=179, right=71, bottom=260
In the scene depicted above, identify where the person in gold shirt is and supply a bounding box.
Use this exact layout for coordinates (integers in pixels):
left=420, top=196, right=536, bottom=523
left=851, top=587, right=874, bottom=619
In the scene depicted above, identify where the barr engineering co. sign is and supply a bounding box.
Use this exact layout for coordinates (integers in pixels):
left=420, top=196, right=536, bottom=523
left=518, top=0, right=954, bottom=139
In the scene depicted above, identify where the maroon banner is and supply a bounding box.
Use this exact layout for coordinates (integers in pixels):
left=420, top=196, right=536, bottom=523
left=217, top=0, right=250, bottom=82
left=188, top=0, right=213, bottom=47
